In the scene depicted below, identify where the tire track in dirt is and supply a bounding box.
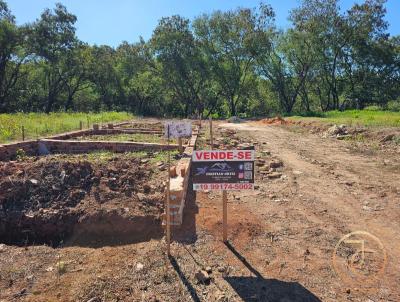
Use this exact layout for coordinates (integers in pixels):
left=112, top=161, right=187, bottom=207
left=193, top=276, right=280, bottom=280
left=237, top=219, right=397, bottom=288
left=218, top=122, right=400, bottom=301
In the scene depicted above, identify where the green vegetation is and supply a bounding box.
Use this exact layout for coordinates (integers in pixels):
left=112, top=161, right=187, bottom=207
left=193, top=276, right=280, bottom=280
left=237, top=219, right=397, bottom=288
left=0, top=0, right=399, bottom=118
left=289, top=110, right=400, bottom=127
left=0, top=112, right=133, bottom=143
left=74, top=133, right=178, bottom=144
left=53, top=150, right=178, bottom=165
left=15, top=150, right=179, bottom=166
left=15, top=148, right=27, bottom=160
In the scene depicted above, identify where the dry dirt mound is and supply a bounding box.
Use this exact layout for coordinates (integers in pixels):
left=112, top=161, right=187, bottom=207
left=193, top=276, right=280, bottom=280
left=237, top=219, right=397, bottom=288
left=258, top=116, right=291, bottom=125
left=0, top=156, right=165, bottom=246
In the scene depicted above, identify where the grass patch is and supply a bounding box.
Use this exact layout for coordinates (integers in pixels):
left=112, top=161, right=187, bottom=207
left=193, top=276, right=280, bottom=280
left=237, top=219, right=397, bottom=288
left=343, top=133, right=366, bottom=142
left=74, top=133, right=178, bottom=144
left=31, top=150, right=180, bottom=165
left=84, top=150, right=179, bottom=164
left=289, top=110, right=400, bottom=127
left=196, top=124, right=212, bottom=149
left=0, top=112, right=133, bottom=143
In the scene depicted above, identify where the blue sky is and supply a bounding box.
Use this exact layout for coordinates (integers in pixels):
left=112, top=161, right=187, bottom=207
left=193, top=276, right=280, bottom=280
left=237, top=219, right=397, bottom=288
left=7, top=0, right=400, bottom=47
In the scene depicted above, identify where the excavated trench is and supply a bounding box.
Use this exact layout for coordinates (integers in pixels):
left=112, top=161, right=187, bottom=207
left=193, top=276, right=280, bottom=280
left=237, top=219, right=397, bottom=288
left=0, top=209, right=163, bottom=247
left=0, top=156, right=165, bottom=247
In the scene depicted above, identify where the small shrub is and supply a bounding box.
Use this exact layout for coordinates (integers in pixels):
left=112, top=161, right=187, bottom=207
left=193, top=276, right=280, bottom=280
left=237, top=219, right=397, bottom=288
left=387, top=100, right=400, bottom=112
left=364, top=105, right=380, bottom=111
left=15, top=148, right=26, bottom=161
left=56, top=261, right=67, bottom=275
left=347, top=133, right=365, bottom=142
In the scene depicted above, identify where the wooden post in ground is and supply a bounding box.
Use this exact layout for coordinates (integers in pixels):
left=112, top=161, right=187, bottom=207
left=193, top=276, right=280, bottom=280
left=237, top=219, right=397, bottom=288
left=199, top=113, right=202, bottom=129
left=166, top=125, right=171, bottom=256
left=178, top=137, right=183, bottom=154
left=222, top=190, right=227, bottom=243
left=79, top=121, right=83, bottom=130
left=22, top=126, right=25, bottom=141
left=209, top=116, right=213, bottom=149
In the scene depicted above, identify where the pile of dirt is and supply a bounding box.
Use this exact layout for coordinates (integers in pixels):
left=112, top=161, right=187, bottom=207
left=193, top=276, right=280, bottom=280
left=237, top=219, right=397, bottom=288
left=0, top=155, right=165, bottom=246
left=258, top=116, right=290, bottom=125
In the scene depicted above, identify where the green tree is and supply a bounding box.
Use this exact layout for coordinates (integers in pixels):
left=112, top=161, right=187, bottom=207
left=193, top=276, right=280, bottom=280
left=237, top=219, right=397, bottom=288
left=61, top=43, right=92, bottom=110
left=290, top=0, right=349, bottom=111
left=29, top=3, right=77, bottom=112
left=115, top=40, right=164, bottom=115
left=194, top=4, right=275, bottom=116
left=0, top=1, right=28, bottom=112
left=255, top=29, right=314, bottom=113
left=342, top=0, right=397, bottom=108
left=89, top=45, right=122, bottom=110
left=150, top=15, right=208, bottom=116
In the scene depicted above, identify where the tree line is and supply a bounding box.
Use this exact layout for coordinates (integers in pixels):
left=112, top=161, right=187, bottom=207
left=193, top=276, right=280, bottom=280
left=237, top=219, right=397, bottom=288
left=1, top=0, right=399, bottom=117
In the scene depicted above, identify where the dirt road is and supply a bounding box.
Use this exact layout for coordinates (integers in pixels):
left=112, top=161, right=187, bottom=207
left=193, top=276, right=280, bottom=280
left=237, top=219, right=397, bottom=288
left=200, top=121, right=400, bottom=301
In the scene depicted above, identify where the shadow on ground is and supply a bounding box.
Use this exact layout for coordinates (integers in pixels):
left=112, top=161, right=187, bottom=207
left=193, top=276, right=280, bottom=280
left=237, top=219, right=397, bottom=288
left=172, top=180, right=198, bottom=244
left=224, top=242, right=321, bottom=302
left=169, top=255, right=201, bottom=302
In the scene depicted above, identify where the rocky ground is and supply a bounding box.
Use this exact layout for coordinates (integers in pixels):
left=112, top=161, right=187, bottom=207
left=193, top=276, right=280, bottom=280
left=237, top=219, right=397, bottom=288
left=0, top=119, right=399, bottom=302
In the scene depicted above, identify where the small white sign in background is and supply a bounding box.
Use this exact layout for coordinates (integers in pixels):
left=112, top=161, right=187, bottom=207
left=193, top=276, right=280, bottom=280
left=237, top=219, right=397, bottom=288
left=164, top=121, right=192, bottom=138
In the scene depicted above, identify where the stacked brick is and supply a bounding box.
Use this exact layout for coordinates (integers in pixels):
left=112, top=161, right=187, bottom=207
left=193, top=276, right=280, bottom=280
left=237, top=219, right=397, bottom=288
left=164, top=127, right=198, bottom=226
left=0, top=140, right=38, bottom=160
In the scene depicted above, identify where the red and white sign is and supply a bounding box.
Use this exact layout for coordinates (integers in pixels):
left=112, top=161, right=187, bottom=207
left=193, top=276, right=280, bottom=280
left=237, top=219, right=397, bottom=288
left=192, top=150, right=255, bottom=162
left=192, top=149, right=255, bottom=191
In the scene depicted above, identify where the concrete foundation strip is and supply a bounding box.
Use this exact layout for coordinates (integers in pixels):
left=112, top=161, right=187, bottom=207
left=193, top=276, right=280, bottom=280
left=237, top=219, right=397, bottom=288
left=0, top=121, right=176, bottom=160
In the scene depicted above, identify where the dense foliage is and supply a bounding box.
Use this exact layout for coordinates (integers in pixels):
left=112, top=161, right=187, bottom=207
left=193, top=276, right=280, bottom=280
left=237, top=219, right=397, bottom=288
left=0, top=0, right=399, bottom=117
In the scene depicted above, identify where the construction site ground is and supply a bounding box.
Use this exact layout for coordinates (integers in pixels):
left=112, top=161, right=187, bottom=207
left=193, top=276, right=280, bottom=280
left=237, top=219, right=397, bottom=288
left=0, top=119, right=399, bottom=302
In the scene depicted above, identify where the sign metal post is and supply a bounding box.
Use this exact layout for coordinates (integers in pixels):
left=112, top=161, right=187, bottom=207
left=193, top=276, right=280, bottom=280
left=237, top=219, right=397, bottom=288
left=222, top=190, right=227, bottom=242
left=208, top=117, right=225, bottom=241
left=166, top=124, right=171, bottom=256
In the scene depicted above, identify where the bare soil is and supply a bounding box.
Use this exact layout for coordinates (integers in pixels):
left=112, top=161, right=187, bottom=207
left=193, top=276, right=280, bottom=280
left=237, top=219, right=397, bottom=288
left=0, top=120, right=399, bottom=302
left=0, top=153, right=167, bottom=247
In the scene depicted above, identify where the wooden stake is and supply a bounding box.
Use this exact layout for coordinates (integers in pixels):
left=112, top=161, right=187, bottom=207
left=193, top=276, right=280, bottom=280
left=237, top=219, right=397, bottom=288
left=22, top=126, right=25, bottom=141
left=223, top=190, right=227, bottom=243
left=166, top=125, right=171, bottom=256
left=199, top=113, right=202, bottom=129
left=178, top=137, right=183, bottom=154
left=209, top=116, right=213, bottom=149
left=79, top=121, right=83, bottom=130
